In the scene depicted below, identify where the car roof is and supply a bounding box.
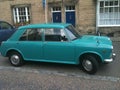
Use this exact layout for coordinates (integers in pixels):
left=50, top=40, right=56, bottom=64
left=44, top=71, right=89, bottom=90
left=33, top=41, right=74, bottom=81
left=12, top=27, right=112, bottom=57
left=18, top=23, right=71, bottom=29
left=0, top=20, right=12, bottom=25
left=0, top=20, right=8, bottom=23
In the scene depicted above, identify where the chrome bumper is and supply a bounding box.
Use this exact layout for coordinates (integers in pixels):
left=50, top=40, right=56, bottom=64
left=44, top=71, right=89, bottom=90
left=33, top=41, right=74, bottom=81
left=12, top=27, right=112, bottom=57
left=104, top=53, right=116, bottom=63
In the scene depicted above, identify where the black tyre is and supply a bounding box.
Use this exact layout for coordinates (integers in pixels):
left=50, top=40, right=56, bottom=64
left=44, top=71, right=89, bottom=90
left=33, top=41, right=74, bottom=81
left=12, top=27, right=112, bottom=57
left=80, top=55, right=99, bottom=74
left=8, top=51, right=25, bottom=66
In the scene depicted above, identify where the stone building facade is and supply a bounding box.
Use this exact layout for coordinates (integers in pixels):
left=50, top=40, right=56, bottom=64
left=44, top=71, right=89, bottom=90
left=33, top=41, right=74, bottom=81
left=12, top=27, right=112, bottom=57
left=0, top=0, right=120, bottom=37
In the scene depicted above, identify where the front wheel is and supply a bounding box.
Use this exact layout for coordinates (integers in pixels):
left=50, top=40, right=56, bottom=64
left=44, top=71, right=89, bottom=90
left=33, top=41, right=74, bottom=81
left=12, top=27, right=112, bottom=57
left=80, top=55, right=99, bottom=74
left=8, top=51, right=25, bottom=66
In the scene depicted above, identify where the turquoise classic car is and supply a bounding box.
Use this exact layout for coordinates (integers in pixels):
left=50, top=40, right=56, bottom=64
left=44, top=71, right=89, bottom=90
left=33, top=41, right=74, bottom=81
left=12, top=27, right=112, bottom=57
left=0, top=23, right=115, bottom=74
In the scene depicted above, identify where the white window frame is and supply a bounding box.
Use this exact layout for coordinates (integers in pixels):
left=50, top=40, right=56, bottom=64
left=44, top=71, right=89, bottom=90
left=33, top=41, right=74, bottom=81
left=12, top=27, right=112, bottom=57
left=97, top=0, right=120, bottom=27
left=65, top=6, right=75, bottom=12
left=51, top=7, right=61, bottom=13
left=13, top=6, right=30, bottom=24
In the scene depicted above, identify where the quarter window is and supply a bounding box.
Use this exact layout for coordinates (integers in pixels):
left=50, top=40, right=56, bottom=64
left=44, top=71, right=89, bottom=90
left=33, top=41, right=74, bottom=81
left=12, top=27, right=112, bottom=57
left=98, top=0, right=120, bottom=26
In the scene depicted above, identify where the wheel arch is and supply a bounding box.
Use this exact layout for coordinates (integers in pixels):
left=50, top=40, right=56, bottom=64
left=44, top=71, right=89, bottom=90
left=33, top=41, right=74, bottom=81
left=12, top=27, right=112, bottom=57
left=79, top=52, right=103, bottom=64
left=6, top=49, right=25, bottom=66
left=6, top=49, right=23, bottom=57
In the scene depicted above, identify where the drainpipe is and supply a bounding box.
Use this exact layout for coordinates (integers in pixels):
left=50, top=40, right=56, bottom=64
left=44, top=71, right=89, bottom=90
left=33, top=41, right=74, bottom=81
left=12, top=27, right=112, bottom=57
left=61, top=0, right=64, bottom=23
left=96, top=0, right=100, bottom=36
left=44, top=0, right=47, bottom=23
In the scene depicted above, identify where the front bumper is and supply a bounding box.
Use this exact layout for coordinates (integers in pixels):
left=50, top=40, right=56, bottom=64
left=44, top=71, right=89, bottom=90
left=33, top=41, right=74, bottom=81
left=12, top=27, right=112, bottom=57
left=104, top=53, right=116, bottom=63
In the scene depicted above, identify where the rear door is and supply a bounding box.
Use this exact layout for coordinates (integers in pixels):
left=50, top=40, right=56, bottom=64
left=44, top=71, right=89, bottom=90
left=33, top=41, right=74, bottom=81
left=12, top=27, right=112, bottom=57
left=17, top=28, right=44, bottom=61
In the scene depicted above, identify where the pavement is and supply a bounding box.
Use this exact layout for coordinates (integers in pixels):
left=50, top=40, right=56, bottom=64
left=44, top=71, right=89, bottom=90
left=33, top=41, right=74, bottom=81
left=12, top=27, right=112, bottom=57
left=111, top=37, right=120, bottom=42
left=0, top=67, right=120, bottom=90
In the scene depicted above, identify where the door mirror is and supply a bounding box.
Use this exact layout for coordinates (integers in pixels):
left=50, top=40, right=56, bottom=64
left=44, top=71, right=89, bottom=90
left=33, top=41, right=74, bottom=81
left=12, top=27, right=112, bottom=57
left=61, top=36, right=68, bottom=41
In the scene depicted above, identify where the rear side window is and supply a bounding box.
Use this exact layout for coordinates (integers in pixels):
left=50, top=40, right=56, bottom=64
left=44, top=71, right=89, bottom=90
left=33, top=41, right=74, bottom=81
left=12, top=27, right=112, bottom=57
left=19, top=28, right=43, bottom=41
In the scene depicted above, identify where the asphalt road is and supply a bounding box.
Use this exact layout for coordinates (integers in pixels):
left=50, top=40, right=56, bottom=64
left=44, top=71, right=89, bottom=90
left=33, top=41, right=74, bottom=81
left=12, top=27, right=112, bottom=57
left=0, top=41, right=120, bottom=90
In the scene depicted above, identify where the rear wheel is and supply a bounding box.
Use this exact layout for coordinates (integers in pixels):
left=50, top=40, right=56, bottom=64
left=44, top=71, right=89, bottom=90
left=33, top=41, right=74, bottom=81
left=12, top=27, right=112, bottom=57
left=8, top=51, right=25, bottom=66
left=80, top=55, right=99, bottom=74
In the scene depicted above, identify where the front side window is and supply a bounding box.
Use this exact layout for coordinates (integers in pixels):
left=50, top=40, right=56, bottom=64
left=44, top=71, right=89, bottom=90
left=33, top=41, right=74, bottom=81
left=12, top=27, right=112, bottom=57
left=98, top=0, right=120, bottom=26
left=13, top=5, right=31, bottom=26
left=19, top=29, right=42, bottom=41
left=45, top=28, right=68, bottom=41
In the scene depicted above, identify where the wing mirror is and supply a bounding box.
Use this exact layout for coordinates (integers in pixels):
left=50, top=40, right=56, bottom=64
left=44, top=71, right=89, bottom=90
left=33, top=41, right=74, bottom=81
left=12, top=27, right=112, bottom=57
left=61, top=36, right=68, bottom=41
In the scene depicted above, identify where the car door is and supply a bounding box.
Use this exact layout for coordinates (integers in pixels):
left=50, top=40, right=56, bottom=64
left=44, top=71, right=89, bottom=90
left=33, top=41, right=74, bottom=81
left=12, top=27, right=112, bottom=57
left=43, top=42, right=75, bottom=63
left=18, top=28, right=44, bottom=61
left=43, top=28, right=75, bottom=64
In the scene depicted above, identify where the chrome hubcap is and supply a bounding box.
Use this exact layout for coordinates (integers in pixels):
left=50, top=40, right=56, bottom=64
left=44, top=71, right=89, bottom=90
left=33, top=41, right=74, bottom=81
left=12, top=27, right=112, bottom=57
left=82, top=59, right=93, bottom=71
left=10, top=55, right=20, bottom=65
